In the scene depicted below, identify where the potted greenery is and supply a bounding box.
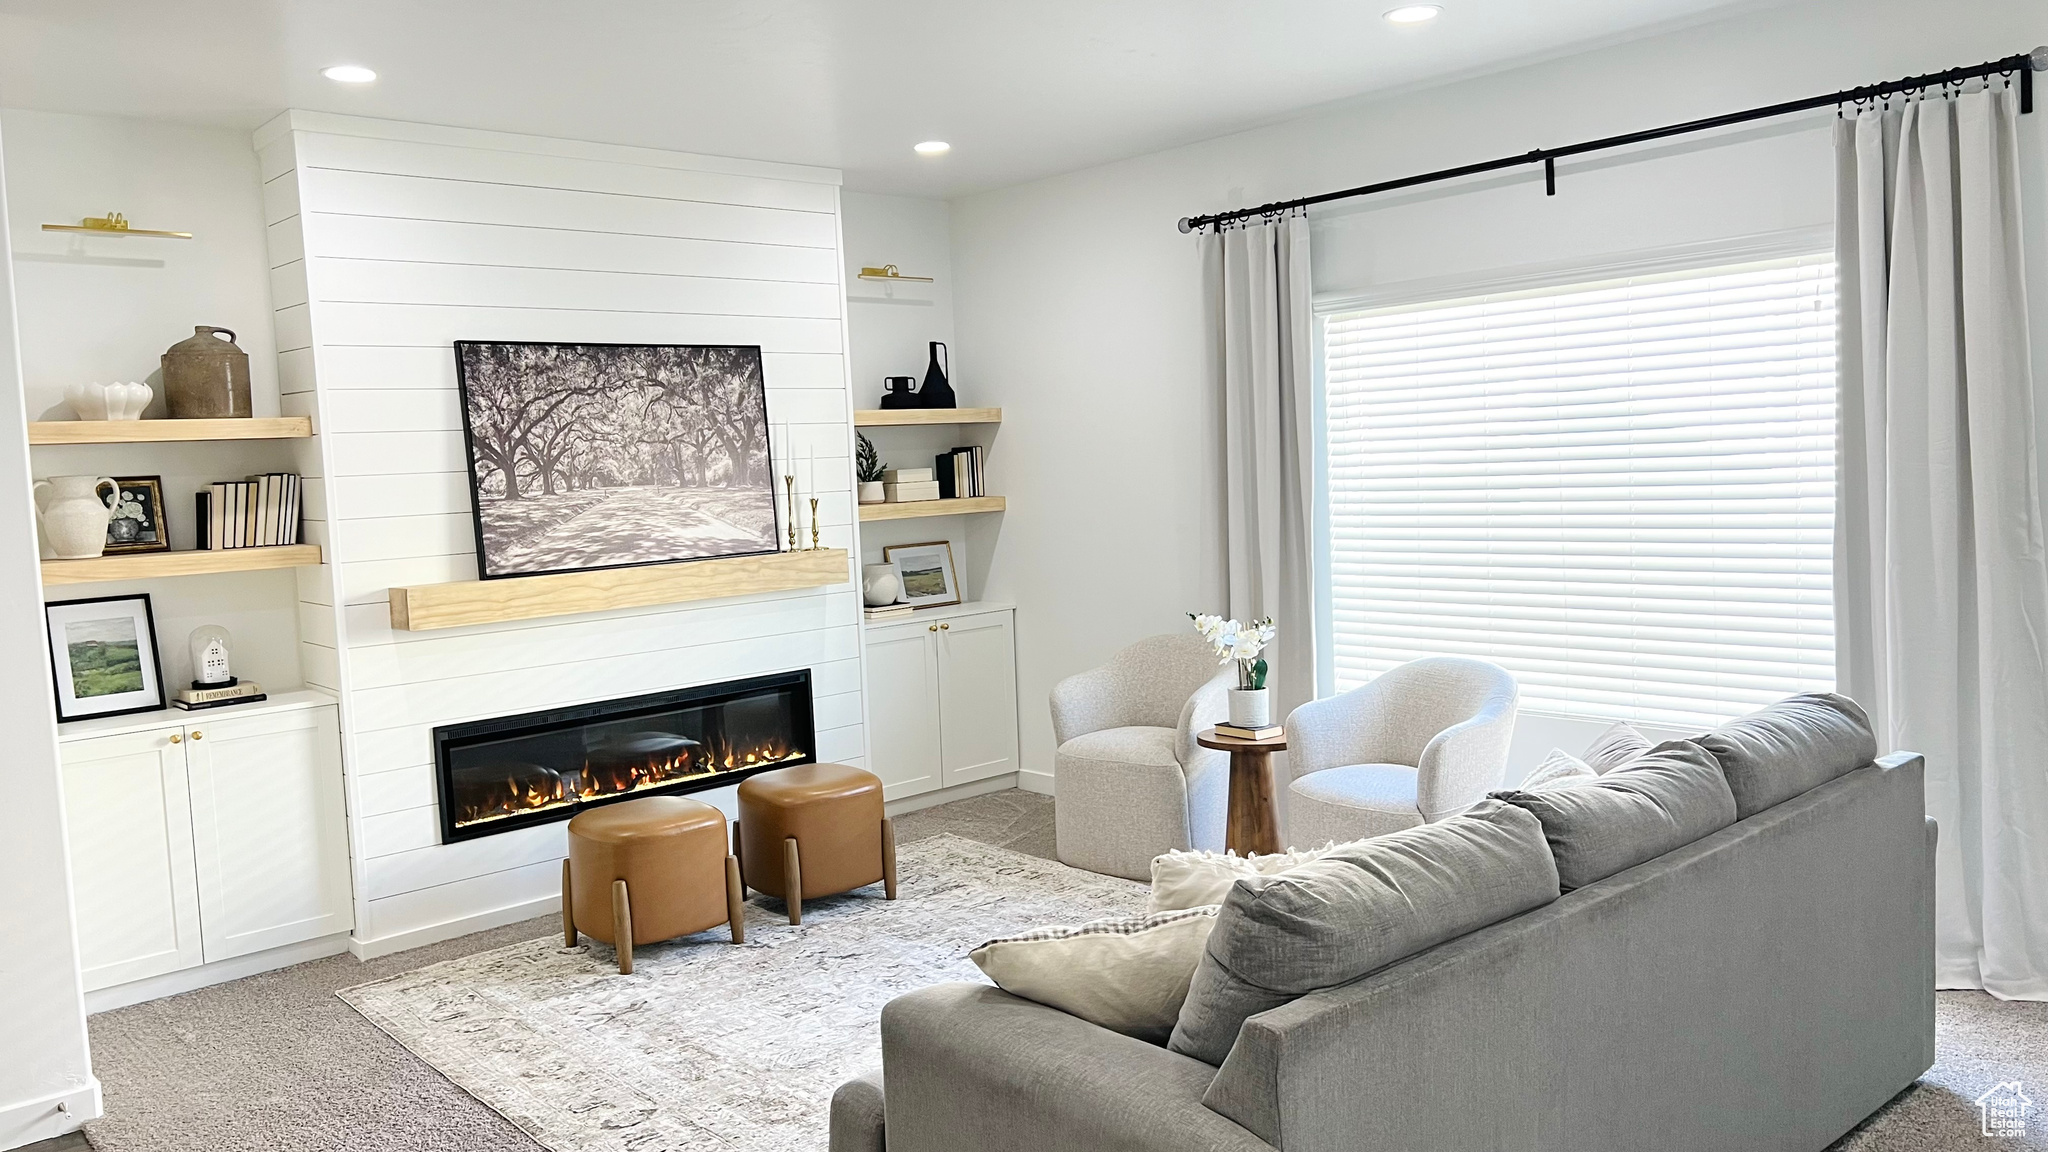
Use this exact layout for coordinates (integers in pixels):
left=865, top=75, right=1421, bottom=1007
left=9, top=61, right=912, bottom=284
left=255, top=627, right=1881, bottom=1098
left=1190, top=612, right=1278, bottom=728
left=856, top=433, right=887, bottom=504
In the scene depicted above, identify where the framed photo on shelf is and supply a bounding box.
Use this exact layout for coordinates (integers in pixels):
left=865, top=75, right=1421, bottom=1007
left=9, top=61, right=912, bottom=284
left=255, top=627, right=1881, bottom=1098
left=883, top=541, right=961, bottom=609
left=104, top=476, right=169, bottom=555
left=45, top=594, right=166, bottom=722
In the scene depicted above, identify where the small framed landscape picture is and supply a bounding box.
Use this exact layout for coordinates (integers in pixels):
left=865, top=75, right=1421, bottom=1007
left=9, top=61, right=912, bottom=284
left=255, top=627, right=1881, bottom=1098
left=104, top=476, right=169, bottom=554
left=45, top=594, right=165, bottom=722
left=883, top=541, right=961, bottom=609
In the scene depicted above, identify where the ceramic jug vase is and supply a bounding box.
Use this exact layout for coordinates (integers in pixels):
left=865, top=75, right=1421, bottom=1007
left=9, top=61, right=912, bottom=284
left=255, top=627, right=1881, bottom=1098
left=918, top=342, right=956, bottom=409
left=35, top=475, right=120, bottom=559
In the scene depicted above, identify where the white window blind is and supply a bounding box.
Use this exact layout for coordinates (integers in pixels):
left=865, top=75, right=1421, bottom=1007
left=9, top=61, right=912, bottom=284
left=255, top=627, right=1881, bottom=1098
left=1322, top=253, right=1837, bottom=728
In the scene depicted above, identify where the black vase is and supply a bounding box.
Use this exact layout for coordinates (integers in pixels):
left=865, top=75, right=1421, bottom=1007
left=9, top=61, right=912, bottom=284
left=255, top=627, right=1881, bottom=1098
left=879, top=376, right=917, bottom=409
left=918, top=341, right=956, bottom=409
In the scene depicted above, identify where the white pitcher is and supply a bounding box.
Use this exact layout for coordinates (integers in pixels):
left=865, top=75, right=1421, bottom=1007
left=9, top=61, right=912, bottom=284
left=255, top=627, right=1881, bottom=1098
left=34, top=475, right=120, bottom=559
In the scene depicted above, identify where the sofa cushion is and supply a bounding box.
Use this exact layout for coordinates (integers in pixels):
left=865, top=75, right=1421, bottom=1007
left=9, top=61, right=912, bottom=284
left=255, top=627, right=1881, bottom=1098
left=971, top=907, right=1220, bottom=1045
left=1492, top=740, right=1737, bottom=890
left=1167, top=799, right=1559, bottom=1065
left=1697, top=693, right=1878, bottom=819
left=1059, top=725, right=1180, bottom=768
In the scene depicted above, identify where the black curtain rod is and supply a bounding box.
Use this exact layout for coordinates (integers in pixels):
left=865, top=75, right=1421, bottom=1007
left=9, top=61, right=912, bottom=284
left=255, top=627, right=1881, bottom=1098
left=1178, top=47, right=2048, bottom=233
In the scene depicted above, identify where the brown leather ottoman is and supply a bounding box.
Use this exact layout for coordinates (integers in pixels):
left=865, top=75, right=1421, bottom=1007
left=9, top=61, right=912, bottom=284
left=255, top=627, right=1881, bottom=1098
left=563, top=795, right=744, bottom=974
left=736, top=763, right=897, bottom=924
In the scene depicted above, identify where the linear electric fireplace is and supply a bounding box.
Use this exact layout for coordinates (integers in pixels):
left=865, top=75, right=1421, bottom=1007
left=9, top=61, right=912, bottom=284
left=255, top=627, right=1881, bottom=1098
left=432, top=670, right=815, bottom=843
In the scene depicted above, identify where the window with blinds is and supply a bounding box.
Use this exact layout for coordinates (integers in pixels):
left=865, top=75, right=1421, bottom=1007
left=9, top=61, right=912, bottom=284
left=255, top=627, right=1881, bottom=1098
left=1321, top=252, right=1837, bottom=728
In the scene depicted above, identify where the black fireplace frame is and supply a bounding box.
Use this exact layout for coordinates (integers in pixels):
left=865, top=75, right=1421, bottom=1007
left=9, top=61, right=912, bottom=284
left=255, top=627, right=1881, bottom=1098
left=431, top=669, right=816, bottom=844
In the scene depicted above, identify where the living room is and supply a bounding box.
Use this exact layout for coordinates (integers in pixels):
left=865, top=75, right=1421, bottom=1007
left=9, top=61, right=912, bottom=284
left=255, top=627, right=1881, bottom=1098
left=1, top=1, right=2044, bottom=1150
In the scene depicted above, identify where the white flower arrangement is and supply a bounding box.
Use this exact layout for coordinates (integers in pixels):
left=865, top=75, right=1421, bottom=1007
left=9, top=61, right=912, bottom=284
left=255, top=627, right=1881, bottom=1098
left=1189, top=612, right=1276, bottom=691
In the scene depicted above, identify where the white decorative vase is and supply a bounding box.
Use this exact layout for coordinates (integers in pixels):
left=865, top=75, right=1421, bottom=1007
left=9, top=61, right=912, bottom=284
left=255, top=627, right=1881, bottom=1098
left=34, top=475, right=120, bottom=559
left=1227, top=688, right=1271, bottom=729
left=857, top=480, right=885, bottom=505
left=861, top=562, right=903, bottom=607
left=65, top=382, right=152, bottom=421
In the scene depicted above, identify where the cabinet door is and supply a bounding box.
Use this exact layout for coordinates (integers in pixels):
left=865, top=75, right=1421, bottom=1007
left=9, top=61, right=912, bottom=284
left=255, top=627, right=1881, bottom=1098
left=937, top=611, right=1020, bottom=788
left=184, top=706, right=354, bottom=961
left=59, top=728, right=205, bottom=991
left=864, top=621, right=943, bottom=800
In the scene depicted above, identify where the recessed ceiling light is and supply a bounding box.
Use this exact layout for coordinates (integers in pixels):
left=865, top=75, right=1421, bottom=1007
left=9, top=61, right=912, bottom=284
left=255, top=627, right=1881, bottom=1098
left=321, top=65, right=377, bottom=83
left=913, top=141, right=951, bottom=156
left=1383, top=5, right=1441, bottom=23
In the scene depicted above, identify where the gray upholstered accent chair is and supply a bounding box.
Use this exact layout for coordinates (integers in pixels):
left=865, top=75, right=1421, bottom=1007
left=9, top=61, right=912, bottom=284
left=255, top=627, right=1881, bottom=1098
left=1284, top=657, right=1518, bottom=848
left=1051, top=634, right=1232, bottom=881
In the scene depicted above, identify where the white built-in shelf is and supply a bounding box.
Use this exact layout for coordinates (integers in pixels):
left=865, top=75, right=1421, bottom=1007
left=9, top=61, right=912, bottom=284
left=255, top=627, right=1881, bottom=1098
left=389, top=548, right=850, bottom=632
left=55, top=688, right=338, bottom=742
left=858, top=496, right=1006, bottom=523
left=28, top=417, right=314, bottom=445
left=41, top=544, right=323, bottom=586
left=853, top=408, right=1002, bottom=427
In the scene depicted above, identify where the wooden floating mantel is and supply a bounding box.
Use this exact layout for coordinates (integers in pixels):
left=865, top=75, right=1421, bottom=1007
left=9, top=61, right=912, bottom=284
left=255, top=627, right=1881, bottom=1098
left=28, top=416, right=313, bottom=445
left=388, top=548, right=851, bottom=632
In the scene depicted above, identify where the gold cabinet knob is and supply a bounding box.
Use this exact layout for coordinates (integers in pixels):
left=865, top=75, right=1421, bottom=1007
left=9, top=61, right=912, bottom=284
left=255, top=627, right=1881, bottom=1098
left=189, top=731, right=203, bottom=741
left=168, top=733, right=182, bottom=744
left=939, top=623, right=950, bottom=630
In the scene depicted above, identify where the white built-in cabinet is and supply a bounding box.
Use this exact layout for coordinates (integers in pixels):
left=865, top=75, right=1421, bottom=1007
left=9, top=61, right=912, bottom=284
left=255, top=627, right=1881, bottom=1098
left=864, top=604, right=1019, bottom=801
left=58, top=693, right=352, bottom=992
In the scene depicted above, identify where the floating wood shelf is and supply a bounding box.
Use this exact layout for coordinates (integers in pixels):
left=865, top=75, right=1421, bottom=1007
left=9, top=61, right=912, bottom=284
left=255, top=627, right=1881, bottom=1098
left=42, top=544, right=323, bottom=586
left=853, top=408, right=1002, bottom=427
left=858, top=496, right=1006, bottom=522
left=29, top=417, right=314, bottom=445
left=388, top=548, right=850, bottom=632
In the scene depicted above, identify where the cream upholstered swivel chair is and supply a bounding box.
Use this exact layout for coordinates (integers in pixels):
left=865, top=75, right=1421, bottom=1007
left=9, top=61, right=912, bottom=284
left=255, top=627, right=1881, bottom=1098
left=1284, top=657, right=1518, bottom=848
left=1051, top=634, right=1232, bottom=881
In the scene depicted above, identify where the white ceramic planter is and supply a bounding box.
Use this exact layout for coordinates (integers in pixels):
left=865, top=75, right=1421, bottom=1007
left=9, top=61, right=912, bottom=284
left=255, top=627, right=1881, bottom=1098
left=1227, top=688, right=1271, bottom=729
left=857, top=480, right=885, bottom=505
left=34, top=475, right=119, bottom=559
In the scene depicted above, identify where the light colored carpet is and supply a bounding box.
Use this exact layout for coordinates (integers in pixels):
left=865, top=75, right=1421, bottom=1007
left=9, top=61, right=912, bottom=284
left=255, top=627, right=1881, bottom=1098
left=338, top=833, right=1143, bottom=1151
left=78, top=789, right=2048, bottom=1150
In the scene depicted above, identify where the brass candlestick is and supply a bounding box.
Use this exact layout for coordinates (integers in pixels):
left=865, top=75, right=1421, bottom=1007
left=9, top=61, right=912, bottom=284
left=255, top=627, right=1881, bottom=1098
left=809, top=497, right=821, bottom=550
left=784, top=475, right=798, bottom=551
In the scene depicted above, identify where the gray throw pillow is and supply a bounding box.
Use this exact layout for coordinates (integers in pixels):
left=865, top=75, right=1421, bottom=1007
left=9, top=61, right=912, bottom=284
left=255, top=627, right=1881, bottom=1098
left=1491, top=739, right=1737, bottom=890
left=1167, top=799, right=1559, bottom=1066
left=1697, top=693, right=1878, bottom=819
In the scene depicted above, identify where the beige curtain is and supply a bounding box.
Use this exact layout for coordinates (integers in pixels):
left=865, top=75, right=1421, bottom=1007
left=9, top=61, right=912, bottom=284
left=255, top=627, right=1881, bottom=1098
left=1203, top=213, right=1317, bottom=720
left=1836, top=85, right=2048, bottom=999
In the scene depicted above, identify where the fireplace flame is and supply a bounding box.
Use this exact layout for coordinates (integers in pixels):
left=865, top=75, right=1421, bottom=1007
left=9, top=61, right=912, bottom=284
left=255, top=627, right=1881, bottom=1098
left=454, top=734, right=804, bottom=829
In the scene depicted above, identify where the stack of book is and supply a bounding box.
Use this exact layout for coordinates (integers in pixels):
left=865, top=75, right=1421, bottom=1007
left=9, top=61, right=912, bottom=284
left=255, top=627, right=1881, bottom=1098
left=936, top=445, right=987, bottom=498
left=197, top=473, right=302, bottom=550
left=1213, top=721, right=1282, bottom=741
left=882, top=467, right=939, bottom=503
left=863, top=603, right=915, bottom=621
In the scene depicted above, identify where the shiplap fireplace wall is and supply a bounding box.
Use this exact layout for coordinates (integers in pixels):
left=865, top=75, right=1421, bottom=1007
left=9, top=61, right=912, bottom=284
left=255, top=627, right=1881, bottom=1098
left=255, top=111, right=864, bottom=957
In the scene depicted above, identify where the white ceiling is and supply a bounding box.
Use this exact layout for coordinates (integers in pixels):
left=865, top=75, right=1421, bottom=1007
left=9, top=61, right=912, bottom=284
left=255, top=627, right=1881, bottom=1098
left=0, top=0, right=1773, bottom=196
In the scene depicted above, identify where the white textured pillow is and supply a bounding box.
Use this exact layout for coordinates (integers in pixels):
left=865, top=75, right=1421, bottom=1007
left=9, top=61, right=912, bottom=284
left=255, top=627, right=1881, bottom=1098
left=1148, top=844, right=1341, bottom=913
left=970, top=907, right=1219, bottom=1043
left=1521, top=748, right=1597, bottom=789
left=1584, top=722, right=1652, bottom=774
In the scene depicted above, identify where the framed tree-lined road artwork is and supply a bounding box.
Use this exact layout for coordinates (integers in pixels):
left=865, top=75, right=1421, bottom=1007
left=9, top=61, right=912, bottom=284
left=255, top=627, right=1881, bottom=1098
left=453, top=341, right=780, bottom=579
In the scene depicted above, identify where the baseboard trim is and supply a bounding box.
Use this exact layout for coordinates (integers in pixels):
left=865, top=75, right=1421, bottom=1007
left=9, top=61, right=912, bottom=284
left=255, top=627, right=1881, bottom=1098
left=0, top=1079, right=100, bottom=1150
left=84, top=934, right=352, bottom=1015
left=884, top=772, right=1018, bottom=817
left=1016, top=769, right=1054, bottom=796
left=349, top=894, right=559, bottom=962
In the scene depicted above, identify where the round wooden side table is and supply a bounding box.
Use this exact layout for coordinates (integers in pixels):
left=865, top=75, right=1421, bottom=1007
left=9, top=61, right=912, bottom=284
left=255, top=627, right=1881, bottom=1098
left=1196, top=728, right=1286, bottom=856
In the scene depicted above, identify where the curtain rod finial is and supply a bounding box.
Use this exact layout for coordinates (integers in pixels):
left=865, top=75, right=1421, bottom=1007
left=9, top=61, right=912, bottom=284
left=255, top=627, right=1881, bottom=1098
left=1177, top=217, right=1194, bottom=234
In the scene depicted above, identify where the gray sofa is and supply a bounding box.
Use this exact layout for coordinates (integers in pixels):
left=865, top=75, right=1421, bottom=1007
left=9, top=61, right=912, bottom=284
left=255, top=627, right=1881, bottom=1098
left=834, top=700, right=1935, bottom=1152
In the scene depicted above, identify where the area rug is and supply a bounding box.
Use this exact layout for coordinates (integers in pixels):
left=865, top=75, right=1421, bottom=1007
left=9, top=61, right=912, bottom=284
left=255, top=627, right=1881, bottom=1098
left=337, top=834, right=1146, bottom=1151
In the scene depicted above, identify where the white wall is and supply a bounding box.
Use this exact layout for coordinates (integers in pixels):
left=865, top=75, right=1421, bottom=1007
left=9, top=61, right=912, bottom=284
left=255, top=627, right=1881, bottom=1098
left=3, top=110, right=304, bottom=692
left=258, top=113, right=866, bottom=955
left=0, top=118, right=100, bottom=1151
left=950, top=0, right=2048, bottom=785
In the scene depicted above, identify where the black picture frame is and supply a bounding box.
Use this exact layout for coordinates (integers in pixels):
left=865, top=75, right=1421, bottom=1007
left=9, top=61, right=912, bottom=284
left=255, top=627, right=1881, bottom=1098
left=44, top=593, right=167, bottom=722
left=103, top=475, right=169, bottom=555
left=451, top=340, right=783, bottom=580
